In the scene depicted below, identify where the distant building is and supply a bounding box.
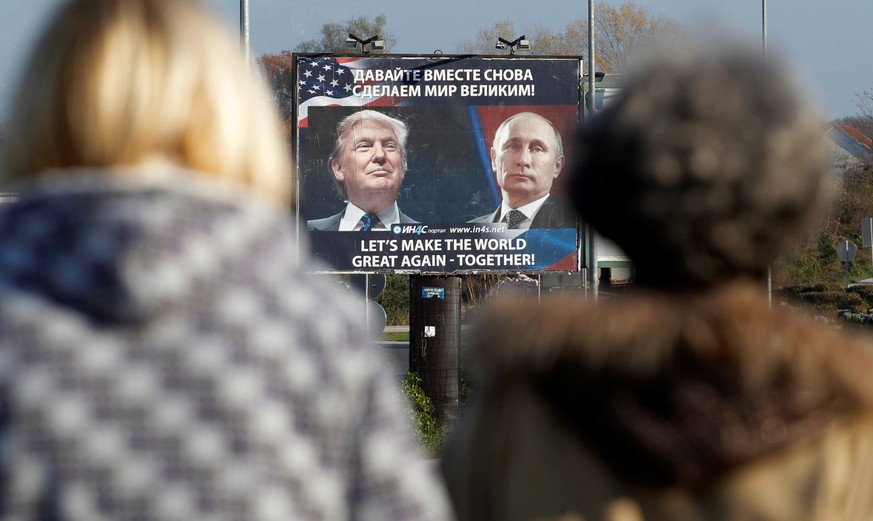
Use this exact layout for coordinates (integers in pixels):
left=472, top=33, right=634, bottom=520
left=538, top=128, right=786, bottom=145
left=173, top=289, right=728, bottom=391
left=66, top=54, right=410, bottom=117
left=826, top=124, right=872, bottom=173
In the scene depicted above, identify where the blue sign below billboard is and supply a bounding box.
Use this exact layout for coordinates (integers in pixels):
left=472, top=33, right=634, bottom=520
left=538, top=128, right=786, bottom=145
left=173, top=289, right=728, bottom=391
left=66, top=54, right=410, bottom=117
left=421, top=287, right=445, bottom=299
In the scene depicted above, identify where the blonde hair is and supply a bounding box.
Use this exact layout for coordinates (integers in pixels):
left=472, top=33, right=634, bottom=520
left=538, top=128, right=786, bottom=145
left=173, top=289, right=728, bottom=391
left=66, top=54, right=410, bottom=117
left=0, top=0, right=292, bottom=205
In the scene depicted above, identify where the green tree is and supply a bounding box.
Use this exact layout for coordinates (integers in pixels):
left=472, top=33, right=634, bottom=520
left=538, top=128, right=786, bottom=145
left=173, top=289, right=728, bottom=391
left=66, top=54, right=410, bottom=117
left=296, top=14, right=395, bottom=53
left=774, top=162, right=873, bottom=293
left=375, top=274, right=410, bottom=325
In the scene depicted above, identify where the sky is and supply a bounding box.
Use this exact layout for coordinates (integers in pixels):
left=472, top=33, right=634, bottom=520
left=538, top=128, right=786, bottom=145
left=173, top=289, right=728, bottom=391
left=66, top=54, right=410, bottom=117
left=1, top=0, right=871, bottom=122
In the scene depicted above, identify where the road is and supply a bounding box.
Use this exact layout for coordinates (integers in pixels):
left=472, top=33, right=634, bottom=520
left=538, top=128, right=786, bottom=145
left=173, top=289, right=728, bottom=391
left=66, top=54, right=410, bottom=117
left=377, top=341, right=409, bottom=379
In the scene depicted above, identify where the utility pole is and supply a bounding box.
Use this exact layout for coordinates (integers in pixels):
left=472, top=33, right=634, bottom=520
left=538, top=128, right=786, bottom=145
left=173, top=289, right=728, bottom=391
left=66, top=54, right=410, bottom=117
left=762, top=0, right=768, bottom=60
left=763, top=0, right=771, bottom=306
left=240, top=0, right=250, bottom=60
left=587, top=0, right=599, bottom=301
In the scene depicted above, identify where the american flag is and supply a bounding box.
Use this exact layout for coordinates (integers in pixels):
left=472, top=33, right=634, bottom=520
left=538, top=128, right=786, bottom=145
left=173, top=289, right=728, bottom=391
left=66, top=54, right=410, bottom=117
left=297, top=56, right=374, bottom=127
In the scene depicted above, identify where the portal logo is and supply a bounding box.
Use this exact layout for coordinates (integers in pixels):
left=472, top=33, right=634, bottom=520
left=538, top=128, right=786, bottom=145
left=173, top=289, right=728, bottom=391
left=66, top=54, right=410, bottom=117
left=392, top=224, right=428, bottom=235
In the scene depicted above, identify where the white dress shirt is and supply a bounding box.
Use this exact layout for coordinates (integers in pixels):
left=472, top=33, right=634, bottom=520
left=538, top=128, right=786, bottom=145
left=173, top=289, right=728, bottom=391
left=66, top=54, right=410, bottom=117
left=496, top=194, right=550, bottom=230
left=338, top=202, right=401, bottom=231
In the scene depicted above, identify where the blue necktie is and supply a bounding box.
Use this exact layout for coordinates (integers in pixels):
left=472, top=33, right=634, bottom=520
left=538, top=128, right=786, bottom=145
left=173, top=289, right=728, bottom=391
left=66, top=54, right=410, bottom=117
left=360, top=213, right=381, bottom=231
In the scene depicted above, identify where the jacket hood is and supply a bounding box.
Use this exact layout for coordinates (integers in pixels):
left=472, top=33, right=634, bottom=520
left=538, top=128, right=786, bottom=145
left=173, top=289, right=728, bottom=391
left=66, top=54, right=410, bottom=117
left=0, top=169, right=296, bottom=325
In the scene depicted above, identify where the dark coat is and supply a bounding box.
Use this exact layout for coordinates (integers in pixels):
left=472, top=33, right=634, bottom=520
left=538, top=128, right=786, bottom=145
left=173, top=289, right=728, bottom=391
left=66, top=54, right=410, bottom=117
left=468, top=195, right=576, bottom=229
left=441, top=281, right=873, bottom=521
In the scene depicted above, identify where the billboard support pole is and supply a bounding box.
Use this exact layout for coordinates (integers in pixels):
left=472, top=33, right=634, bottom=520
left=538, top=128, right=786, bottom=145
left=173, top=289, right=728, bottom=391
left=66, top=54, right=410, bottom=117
left=587, top=0, right=599, bottom=301
left=409, top=276, right=461, bottom=426
left=365, top=274, right=371, bottom=330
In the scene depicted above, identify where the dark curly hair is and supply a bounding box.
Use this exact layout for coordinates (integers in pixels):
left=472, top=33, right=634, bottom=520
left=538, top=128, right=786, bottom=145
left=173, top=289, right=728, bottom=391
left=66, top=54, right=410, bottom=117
left=569, top=43, right=834, bottom=289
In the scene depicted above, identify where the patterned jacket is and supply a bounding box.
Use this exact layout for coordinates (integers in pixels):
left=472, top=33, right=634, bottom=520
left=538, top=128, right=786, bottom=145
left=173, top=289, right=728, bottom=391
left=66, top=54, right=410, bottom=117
left=0, top=169, right=453, bottom=521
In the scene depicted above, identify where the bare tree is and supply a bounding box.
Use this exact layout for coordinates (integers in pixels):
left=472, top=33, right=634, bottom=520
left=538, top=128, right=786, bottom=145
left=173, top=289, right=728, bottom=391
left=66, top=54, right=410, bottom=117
left=455, top=20, right=585, bottom=56
left=852, top=89, right=873, bottom=138
left=456, top=20, right=523, bottom=55
left=295, top=14, right=395, bottom=53
left=594, top=2, right=680, bottom=73
left=533, top=20, right=588, bottom=56
left=258, top=51, right=295, bottom=136
left=454, top=2, right=679, bottom=72
left=257, top=15, right=395, bottom=139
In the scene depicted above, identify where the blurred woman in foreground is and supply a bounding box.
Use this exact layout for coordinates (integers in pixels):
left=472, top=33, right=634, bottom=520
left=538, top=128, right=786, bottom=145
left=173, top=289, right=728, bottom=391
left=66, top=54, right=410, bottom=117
left=0, top=1, right=453, bottom=520
left=442, top=42, right=873, bottom=521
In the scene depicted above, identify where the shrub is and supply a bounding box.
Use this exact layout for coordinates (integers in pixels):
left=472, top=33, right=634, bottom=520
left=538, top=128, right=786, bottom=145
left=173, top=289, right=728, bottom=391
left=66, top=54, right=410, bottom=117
left=399, top=371, right=447, bottom=457
left=778, top=288, right=866, bottom=314
left=848, top=285, right=873, bottom=309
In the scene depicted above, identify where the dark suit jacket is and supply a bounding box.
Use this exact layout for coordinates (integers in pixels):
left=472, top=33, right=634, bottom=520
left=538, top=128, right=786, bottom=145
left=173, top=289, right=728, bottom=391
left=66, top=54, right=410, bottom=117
left=468, top=195, right=577, bottom=229
left=307, top=207, right=420, bottom=231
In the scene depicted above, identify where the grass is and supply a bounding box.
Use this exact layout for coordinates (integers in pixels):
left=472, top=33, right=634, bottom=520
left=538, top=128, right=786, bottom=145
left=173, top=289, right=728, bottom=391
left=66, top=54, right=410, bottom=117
left=381, top=331, right=410, bottom=342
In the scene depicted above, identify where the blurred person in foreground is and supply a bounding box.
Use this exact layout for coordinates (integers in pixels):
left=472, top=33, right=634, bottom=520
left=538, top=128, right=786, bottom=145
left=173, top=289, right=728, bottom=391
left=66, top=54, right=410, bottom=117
left=0, top=1, right=453, bottom=520
left=441, top=42, right=873, bottom=521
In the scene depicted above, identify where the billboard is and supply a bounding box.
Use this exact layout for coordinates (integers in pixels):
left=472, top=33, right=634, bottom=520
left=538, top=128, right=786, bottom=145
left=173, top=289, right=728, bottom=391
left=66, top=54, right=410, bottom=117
left=294, top=54, right=584, bottom=274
